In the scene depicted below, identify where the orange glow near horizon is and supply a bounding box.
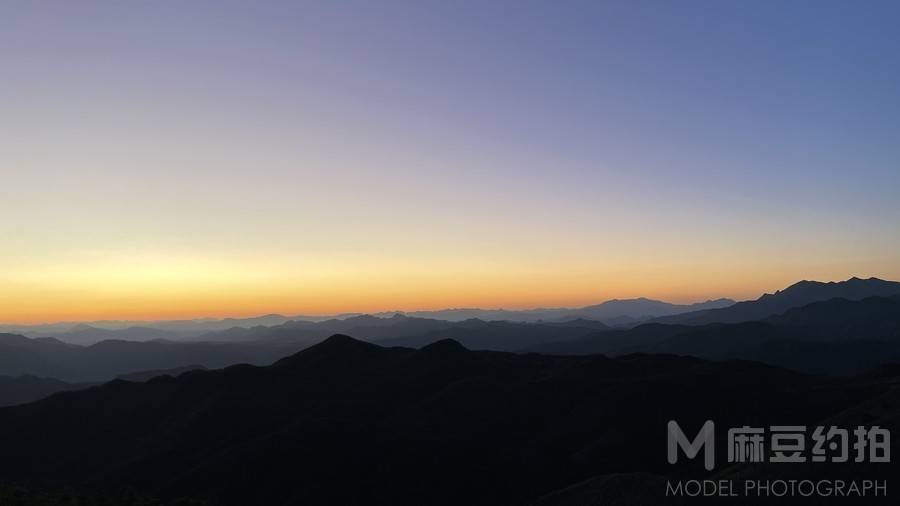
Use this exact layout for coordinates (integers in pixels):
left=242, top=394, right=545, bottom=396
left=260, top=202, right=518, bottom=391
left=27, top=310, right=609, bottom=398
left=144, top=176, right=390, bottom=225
left=3, top=251, right=897, bottom=325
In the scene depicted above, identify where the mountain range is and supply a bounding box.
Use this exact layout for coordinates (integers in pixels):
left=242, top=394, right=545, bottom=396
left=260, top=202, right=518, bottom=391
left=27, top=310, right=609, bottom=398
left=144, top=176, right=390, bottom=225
left=0, top=277, right=897, bottom=382
left=0, top=335, right=896, bottom=505
left=1, top=297, right=736, bottom=345
left=0, top=317, right=605, bottom=382
left=530, top=294, right=900, bottom=374
left=9, top=277, right=892, bottom=348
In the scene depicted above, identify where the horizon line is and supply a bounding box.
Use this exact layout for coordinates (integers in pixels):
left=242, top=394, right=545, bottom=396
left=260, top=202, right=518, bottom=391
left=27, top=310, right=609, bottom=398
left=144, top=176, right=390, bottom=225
left=2, top=275, right=891, bottom=328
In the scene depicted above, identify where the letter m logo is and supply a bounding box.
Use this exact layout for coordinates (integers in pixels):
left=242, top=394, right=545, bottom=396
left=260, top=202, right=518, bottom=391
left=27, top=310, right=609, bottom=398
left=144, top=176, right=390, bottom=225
left=668, top=420, right=715, bottom=470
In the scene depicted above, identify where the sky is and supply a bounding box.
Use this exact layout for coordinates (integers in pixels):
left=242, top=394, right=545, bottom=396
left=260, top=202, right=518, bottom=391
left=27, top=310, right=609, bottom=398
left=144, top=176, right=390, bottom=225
left=2, top=1, right=899, bottom=323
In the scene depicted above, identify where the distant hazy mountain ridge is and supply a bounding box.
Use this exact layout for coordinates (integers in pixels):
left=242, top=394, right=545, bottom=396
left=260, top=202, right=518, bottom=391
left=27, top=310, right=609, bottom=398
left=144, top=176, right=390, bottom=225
left=0, top=296, right=736, bottom=344
left=374, top=297, right=735, bottom=324
left=655, top=277, right=900, bottom=325
left=532, top=290, right=900, bottom=374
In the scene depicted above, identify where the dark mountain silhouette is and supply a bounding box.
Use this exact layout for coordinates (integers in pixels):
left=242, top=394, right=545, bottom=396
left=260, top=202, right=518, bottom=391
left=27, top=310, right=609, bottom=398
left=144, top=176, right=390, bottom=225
left=0, top=333, right=79, bottom=379
left=0, top=365, right=213, bottom=407
left=0, top=332, right=316, bottom=382
left=655, top=277, right=900, bottom=325
left=863, top=362, right=900, bottom=379
left=767, top=294, right=900, bottom=338
left=542, top=318, right=612, bottom=330
left=0, top=336, right=896, bottom=506
left=0, top=335, right=896, bottom=505
left=375, top=319, right=605, bottom=350
left=532, top=295, right=900, bottom=375
left=527, top=323, right=692, bottom=356
left=0, top=375, right=87, bottom=407
left=533, top=473, right=672, bottom=506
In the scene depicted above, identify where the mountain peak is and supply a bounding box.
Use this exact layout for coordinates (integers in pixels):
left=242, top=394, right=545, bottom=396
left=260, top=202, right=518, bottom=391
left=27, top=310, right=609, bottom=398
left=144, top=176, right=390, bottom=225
left=418, top=338, right=469, bottom=354
left=272, top=334, right=386, bottom=371
left=316, top=334, right=369, bottom=348
left=412, top=338, right=485, bottom=374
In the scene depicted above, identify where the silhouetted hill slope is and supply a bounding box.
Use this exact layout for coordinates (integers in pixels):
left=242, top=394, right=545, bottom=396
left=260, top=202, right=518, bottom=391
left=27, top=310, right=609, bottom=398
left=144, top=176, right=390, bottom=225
left=375, top=319, right=604, bottom=350
left=0, top=365, right=212, bottom=407
left=116, top=364, right=208, bottom=382
left=0, top=333, right=79, bottom=379
left=532, top=473, right=674, bottom=506
left=656, top=277, right=900, bottom=325
left=543, top=318, right=612, bottom=330
left=0, top=336, right=895, bottom=505
left=0, top=375, right=88, bottom=407
left=767, top=294, right=900, bottom=338
left=863, top=362, right=900, bottom=380
left=0, top=332, right=320, bottom=382
left=700, top=379, right=900, bottom=506
left=527, top=323, right=692, bottom=356
left=52, top=325, right=182, bottom=346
